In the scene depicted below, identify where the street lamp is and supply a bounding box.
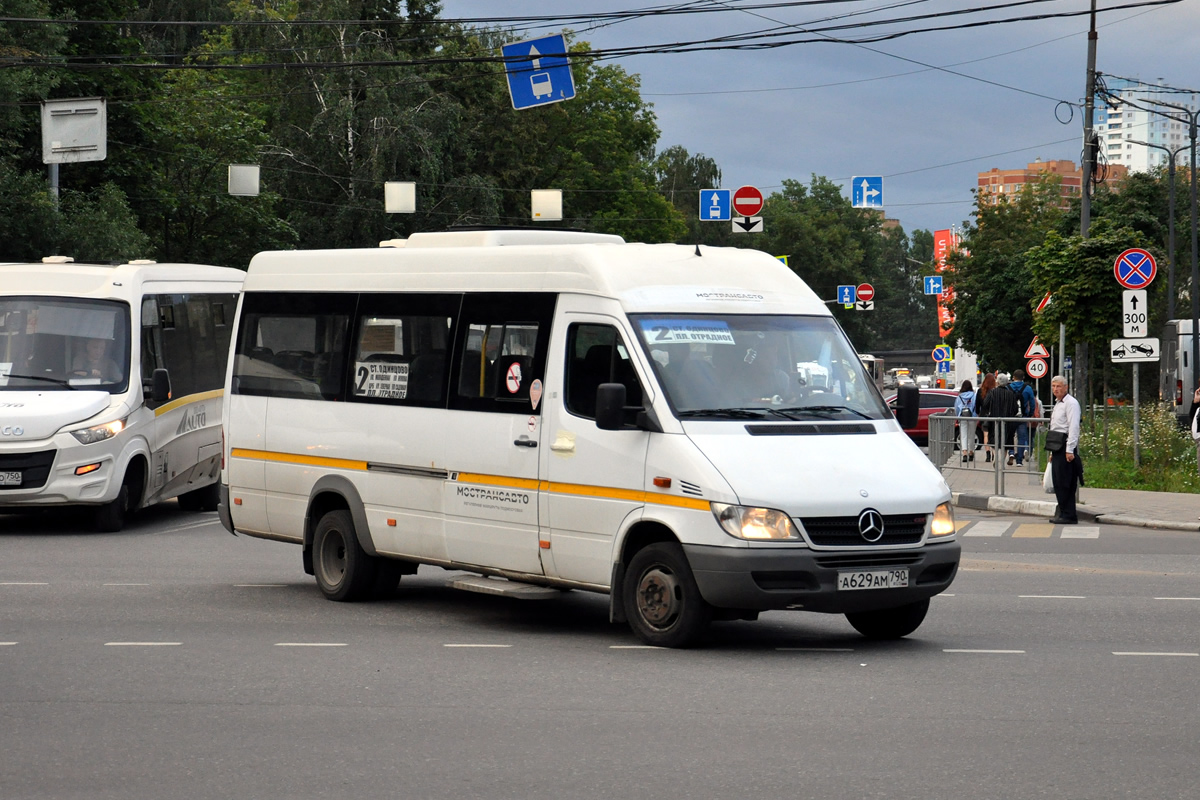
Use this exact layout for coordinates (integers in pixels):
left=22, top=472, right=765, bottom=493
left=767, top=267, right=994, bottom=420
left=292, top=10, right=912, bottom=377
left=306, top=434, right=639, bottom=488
left=1130, top=139, right=1188, bottom=319
left=1149, top=99, right=1200, bottom=393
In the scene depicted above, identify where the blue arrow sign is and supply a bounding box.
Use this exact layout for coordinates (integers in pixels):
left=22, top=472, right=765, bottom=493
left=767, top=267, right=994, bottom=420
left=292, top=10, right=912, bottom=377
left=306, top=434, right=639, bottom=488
left=923, top=275, right=943, bottom=295
left=699, top=189, right=730, bottom=221
left=937, top=360, right=951, bottom=373
left=851, top=176, right=884, bottom=209
left=837, top=285, right=856, bottom=305
left=502, top=34, right=576, bottom=110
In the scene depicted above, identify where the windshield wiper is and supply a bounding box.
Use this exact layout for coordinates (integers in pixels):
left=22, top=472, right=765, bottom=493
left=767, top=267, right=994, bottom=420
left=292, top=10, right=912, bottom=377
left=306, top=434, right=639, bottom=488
left=774, top=405, right=873, bottom=421
left=678, top=407, right=770, bottom=420
left=1, top=373, right=77, bottom=389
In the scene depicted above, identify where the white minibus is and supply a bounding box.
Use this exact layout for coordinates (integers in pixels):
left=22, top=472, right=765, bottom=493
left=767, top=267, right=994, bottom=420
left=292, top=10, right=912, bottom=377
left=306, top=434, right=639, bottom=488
left=0, top=258, right=245, bottom=530
left=220, top=230, right=957, bottom=647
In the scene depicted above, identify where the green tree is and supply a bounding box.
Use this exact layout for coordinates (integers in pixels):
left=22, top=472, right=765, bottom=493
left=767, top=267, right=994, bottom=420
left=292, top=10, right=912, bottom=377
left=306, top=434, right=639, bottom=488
left=947, top=176, right=1065, bottom=371
left=654, top=145, right=729, bottom=245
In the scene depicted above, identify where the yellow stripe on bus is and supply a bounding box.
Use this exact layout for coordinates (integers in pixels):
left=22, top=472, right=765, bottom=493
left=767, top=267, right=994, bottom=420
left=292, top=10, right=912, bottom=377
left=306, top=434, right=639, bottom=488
left=153, top=388, right=225, bottom=416
left=229, top=450, right=710, bottom=511
left=230, top=448, right=368, bottom=471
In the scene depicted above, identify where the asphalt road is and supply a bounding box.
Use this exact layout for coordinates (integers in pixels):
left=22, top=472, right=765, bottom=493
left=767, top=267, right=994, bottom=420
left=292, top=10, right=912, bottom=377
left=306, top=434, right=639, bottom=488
left=2, top=504, right=1197, bottom=800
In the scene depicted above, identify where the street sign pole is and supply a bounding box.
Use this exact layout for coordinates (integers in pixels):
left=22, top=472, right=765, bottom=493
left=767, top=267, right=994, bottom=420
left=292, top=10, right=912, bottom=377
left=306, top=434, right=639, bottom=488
left=1133, top=363, right=1140, bottom=467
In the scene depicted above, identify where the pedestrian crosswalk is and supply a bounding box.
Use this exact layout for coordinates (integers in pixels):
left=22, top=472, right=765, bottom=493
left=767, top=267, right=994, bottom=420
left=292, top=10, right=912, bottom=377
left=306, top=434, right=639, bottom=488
left=960, top=520, right=1100, bottom=539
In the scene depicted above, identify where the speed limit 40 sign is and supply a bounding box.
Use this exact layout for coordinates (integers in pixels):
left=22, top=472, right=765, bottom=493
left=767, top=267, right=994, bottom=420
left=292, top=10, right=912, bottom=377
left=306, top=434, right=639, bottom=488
left=1026, top=357, right=1048, bottom=380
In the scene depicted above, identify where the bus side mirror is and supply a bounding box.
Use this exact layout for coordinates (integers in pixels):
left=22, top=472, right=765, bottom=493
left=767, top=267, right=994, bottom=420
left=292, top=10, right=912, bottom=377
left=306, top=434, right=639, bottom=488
left=894, top=384, right=919, bottom=429
left=595, top=383, right=627, bottom=431
left=151, top=368, right=172, bottom=403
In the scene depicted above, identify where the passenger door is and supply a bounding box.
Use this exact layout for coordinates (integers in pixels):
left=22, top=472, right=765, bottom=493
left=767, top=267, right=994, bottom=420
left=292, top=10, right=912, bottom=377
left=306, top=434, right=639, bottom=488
left=540, top=313, right=651, bottom=587
left=442, top=293, right=556, bottom=575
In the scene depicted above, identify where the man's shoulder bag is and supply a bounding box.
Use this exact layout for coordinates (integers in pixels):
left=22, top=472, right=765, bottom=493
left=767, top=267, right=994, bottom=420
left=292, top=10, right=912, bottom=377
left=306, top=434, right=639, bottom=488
left=1045, top=430, right=1067, bottom=452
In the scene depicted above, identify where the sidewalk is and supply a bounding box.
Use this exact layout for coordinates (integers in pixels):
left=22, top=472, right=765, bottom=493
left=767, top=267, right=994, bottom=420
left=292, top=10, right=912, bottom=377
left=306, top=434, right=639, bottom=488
left=943, top=456, right=1200, bottom=532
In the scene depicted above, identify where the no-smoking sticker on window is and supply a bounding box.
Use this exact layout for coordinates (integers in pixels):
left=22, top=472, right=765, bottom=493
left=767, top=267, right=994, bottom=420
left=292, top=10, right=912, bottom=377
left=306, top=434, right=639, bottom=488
left=506, top=361, right=523, bottom=393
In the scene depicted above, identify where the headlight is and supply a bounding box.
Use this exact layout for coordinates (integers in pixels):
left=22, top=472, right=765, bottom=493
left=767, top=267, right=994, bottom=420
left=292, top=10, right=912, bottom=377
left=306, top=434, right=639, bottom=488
left=70, top=418, right=126, bottom=445
left=930, top=501, right=955, bottom=536
left=711, top=503, right=800, bottom=541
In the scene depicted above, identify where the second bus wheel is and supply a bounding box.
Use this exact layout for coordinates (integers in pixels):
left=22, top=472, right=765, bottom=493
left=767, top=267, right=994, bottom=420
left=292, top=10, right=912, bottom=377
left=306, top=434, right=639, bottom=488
left=623, top=542, right=712, bottom=648
left=313, top=509, right=377, bottom=601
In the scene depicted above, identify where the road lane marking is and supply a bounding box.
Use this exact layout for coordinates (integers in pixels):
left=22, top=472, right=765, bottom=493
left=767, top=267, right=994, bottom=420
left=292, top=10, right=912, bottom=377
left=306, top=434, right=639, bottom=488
left=776, top=647, right=854, bottom=652
left=0, top=582, right=49, bottom=585
left=1113, top=651, right=1198, bottom=657
left=104, top=642, right=181, bottom=646
left=943, top=649, right=1025, bottom=654
left=610, top=645, right=665, bottom=650
left=275, top=643, right=347, bottom=647
left=444, top=644, right=512, bottom=648
left=1012, top=523, right=1053, bottom=538
left=963, top=521, right=1008, bottom=537
left=104, top=583, right=149, bottom=586
left=1155, top=597, right=1200, bottom=601
left=0, top=642, right=16, bottom=646
left=235, top=584, right=287, bottom=588
left=1020, top=595, right=1086, bottom=599
left=953, top=520, right=971, bottom=532
left=1060, top=526, right=1100, bottom=539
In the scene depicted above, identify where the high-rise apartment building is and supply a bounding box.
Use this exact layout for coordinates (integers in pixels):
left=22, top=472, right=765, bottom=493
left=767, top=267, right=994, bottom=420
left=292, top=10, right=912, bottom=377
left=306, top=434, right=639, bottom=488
left=1095, top=78, right=1196, bottom=171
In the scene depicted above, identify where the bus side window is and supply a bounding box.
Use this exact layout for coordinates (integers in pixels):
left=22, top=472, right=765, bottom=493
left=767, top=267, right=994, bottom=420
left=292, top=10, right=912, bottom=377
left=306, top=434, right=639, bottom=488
left=566, top=323, right=645, bottom=421
left=349, top=293, right=459, bottom=406
left=449, top=293, right=556, bottom=414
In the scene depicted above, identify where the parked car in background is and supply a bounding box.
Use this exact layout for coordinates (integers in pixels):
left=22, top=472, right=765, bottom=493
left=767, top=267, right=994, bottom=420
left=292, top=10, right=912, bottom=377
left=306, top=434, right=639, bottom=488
left=886, top=388, right=958, bottom=447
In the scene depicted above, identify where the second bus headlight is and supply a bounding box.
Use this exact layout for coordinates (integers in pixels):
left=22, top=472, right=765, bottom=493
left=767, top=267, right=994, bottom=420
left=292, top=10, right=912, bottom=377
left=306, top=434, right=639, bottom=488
left=711, top=503, right=800, bottom=541
left=69, top=418, right=126, bottom=445
left=930, top=502, right=956, bottom=536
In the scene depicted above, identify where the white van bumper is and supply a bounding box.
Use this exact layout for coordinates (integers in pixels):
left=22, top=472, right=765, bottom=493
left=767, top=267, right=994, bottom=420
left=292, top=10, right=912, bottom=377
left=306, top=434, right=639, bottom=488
left=0, top=436, right=123, bottom=507
left=682, top=541, right=960, bottom=613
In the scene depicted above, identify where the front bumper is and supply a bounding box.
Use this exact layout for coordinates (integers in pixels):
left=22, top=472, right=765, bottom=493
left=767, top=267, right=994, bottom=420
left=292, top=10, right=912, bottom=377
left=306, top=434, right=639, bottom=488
left=683, top=540, right=960, bottom=613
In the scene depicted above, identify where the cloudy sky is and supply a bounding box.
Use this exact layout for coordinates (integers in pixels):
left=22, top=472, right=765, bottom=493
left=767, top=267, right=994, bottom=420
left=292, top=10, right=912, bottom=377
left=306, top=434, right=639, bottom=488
left=441, top=0, right=1200, bottom=236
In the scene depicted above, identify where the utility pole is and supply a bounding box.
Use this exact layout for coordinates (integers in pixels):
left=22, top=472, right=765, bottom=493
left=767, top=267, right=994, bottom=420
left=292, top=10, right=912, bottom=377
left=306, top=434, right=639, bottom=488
left=1153, top=100, right=1200, bottom=395
left=1077, top=0, right=1098, bottom=411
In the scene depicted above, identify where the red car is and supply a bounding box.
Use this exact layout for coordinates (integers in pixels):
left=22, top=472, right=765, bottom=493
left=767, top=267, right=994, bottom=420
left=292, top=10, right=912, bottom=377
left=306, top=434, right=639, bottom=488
left=886, top=388, right=960, bottom=447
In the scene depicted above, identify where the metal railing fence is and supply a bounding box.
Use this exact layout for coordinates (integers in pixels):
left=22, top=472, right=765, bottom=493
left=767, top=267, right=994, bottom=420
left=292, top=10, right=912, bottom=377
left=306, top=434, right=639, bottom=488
left=929, top=412, right=1049, bottom=496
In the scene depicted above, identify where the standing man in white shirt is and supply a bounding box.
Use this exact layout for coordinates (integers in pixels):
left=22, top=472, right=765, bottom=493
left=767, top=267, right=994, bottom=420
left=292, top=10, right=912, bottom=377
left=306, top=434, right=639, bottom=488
left=1048, top=375, right=1082, bottom=525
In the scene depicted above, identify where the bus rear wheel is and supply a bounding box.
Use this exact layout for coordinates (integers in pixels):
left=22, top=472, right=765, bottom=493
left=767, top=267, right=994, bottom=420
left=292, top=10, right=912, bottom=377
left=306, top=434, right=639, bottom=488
left=313, top=510, right=376, bottom=601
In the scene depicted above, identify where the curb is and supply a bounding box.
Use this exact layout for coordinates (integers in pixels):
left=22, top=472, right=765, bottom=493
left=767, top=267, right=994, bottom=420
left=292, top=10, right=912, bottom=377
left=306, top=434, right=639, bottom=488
left=950, top=492, right=1200, bottom=531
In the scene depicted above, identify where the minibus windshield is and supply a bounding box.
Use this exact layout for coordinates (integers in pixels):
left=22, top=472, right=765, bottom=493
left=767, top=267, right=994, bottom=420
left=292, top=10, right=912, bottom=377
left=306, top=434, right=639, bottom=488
left=631, top=314, right=891, bottom=422
left=0, top=297, right=131, bottom=393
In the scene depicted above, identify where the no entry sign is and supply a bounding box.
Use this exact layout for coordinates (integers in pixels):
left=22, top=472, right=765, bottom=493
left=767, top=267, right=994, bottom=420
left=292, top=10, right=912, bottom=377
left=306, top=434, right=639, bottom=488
left=856, top=283, right=875, bottom=303
left=731, top=185, right=764, bottom=217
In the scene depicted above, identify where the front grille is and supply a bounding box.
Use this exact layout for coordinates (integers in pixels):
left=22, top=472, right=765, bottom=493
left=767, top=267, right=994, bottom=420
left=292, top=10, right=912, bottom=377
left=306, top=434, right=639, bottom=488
left=746, top=423, right=876, bottom=436
left=801, top=513, right=927, bottom=547
left=0, top=449, right=57, bottom=490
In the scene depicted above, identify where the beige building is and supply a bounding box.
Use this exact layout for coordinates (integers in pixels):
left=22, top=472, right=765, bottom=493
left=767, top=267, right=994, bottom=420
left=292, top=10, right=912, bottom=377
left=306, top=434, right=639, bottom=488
left=976, top=158, right=1127, bottom=209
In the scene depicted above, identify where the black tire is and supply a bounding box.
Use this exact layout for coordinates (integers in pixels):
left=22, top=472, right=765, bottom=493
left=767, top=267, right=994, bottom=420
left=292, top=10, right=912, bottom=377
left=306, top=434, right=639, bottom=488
left=94, top=483, right=130, bottom=533
left=845, top=598, right=930, bottom=640
left=622, top=542, right=711, bottom=648
left=371, top=560, right=406, bottom=600
left=313, top=510, right=376, bottom=601
left=177, top=483, right=219, bottom=512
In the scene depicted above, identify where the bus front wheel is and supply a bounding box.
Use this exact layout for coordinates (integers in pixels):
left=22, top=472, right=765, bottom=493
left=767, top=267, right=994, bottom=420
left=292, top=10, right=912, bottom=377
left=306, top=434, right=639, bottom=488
left=623, top=542, right=711, bottom=648
left=313, top=510, right=376, bottom=602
